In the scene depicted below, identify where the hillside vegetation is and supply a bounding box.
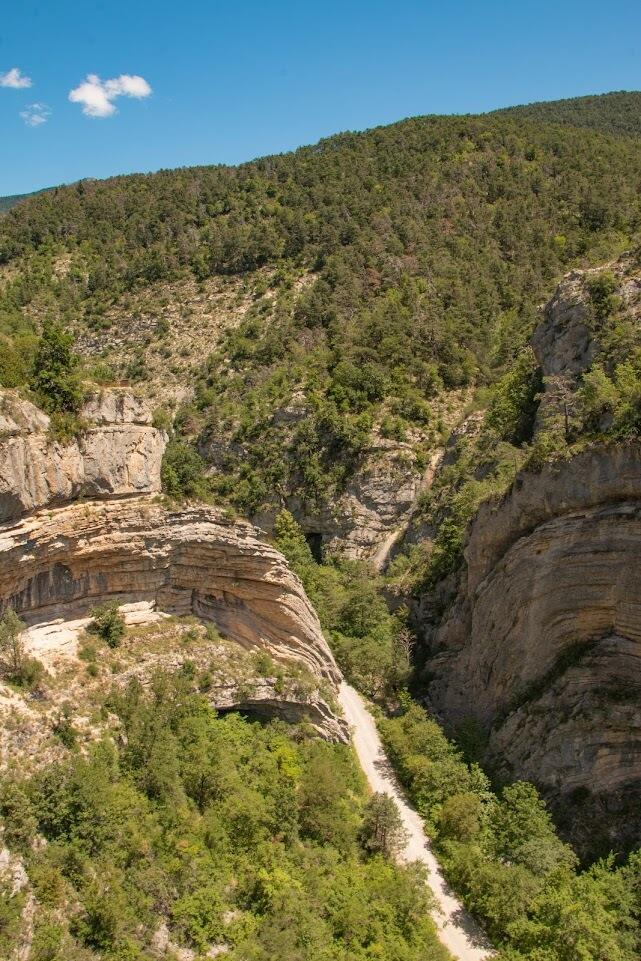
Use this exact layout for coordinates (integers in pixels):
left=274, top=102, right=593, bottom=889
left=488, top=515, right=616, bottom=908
left=2, top=94, right=641, bottom=515
left=0, top=189, right=51, bottom=215
left=4, top=92, right=641, bottom=961
left=494, top=91, right=641, bottom=137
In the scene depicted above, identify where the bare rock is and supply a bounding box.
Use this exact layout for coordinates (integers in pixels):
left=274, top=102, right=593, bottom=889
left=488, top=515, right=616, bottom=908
left=421, top=257, right=641, bottom=849
left=0, top=389, right=165, bottom=523
left=0, top=498, right=346, bottom=741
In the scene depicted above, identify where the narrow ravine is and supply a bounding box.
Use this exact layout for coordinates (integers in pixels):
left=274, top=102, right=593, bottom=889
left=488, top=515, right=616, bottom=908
left=338, top=682, right=494, bottom=961
left=371, top=448, right=444, bottom=573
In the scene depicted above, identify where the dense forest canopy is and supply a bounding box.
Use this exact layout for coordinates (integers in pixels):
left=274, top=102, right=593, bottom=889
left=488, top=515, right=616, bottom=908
left=494, top=91, right=641, bottom=137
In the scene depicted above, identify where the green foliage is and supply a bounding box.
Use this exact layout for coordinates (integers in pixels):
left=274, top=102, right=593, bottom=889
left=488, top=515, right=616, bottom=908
left=161, top=438, right=211, bottom=500
left=485, top=348, right=542, bottom=445
left=0, top=608, right=46, bottom=689
left=0, top=675, right=449, bottom=960
left=577, top=358, right=641, bottom=437
left=30, top=319, right=83, bottom=414
left=587, top=271, right=620, bottom=321
left=4, top=98, right=641, bottom=511
left=0, top=333, right=38, bottom=388
left=494, top=91, right=641, bottom=137
left=274, top=511, right=411, bottom=700
left=360, top=792, right=408, bottom=858
left=379, top=702, right=640, bottom=959
left=88, top=602, right=126, bottom=649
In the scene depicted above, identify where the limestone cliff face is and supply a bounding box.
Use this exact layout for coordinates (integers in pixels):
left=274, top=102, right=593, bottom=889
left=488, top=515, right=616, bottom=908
left=422, top=258, right=641, bottom=849
left=252, top=433, right=428, bottom=559
left=0, top=390, right=346, bottom=742
left=0, top=389, right=164, bottom=522
left=0, top=500, right=339, bottom=683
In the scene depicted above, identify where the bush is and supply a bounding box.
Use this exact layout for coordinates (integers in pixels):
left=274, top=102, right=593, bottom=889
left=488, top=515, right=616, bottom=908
left=0, top=609, right=46, bottom=689
left=161, top=439, right=210, bottom=500
left=88, top=602, right=126, bottom=648
left=485, top=348, right=542, bottom=446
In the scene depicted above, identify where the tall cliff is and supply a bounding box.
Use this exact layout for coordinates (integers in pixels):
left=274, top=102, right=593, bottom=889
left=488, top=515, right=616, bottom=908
left=422, top=254, right=641, bottom=852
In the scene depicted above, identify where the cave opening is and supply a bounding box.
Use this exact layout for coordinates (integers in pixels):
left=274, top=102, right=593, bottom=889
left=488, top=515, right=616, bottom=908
left=304, top=531, right=323, bottom=563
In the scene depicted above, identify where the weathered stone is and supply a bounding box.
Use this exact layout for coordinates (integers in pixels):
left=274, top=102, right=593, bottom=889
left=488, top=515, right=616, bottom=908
left=0, top=389, right=164, bottom=523
left=0, top=389, right=347, bottom=742
left=421, top=258, right=641, bottom=848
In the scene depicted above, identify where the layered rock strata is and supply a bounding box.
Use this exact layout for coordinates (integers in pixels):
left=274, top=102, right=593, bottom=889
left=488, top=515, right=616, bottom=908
left=0, top=389, right=164, bottom=522
left=423, top=259, right=641, bottom=848
left=0, top=499, right=339, bottom=684
left=0, top=389, right=346, bottom=741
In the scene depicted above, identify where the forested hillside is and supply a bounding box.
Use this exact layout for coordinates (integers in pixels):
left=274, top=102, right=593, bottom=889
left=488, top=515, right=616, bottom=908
left=2, top=94, right=641, bottom=517
left=494, top=90, right=641, bottom=136
left=0, top=189, right=50, bottom=214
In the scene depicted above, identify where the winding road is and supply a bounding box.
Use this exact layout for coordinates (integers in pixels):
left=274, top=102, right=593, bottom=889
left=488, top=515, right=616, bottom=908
left=338, top=682, right=494, bottom=961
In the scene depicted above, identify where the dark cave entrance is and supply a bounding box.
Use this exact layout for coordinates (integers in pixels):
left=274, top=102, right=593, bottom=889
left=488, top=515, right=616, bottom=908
left=304, top=531, right=323, bottom=563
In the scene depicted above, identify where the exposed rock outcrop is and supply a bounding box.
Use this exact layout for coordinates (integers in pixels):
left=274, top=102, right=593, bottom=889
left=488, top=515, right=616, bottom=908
left=0, top=389, right=164, bottom=522
left=0, top=499, right=339, bottom=684
left=0, top=389, right=347, bottom=742
left=264, top=434, right=429, bottom=559
left=422, top=257, right=641, bottom=850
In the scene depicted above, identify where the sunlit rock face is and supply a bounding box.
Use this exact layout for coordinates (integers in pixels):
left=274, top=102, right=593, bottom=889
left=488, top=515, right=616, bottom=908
left=0, top=389, right=165, bottom=522
left=0, top=390, right=347, bottom=742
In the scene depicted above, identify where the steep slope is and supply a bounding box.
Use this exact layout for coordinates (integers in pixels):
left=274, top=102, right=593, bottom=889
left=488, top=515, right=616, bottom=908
left=2, top=93, right=641, bottom=554
left=419, top=252, right=641, bottom=853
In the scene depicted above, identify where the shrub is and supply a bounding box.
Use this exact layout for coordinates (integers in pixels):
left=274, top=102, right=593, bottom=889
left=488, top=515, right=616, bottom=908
left=161, top=439, right=210, bottom=500
left=88, top=603, right=126, bottom=648
left=30, top=319, right=83, bottom=414
left=0, top=609, right=46, bottom=689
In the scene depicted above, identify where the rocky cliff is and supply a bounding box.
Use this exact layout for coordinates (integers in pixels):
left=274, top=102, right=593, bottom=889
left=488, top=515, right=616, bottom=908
left=422, top=256, right=641, bottom=851
left=0, top=389, right=346, bottom=743
left=0, top=389, right=164, bottom=522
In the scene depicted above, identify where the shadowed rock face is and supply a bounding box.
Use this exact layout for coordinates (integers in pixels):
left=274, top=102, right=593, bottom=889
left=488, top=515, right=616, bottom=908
left=423, top=259, right=641, bottom=851
left=0, top=390, right=347, bottom=741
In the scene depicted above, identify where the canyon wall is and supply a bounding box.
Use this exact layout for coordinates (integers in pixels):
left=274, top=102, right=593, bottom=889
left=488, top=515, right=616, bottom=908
left=423, top=256, right=641, bottom=850
left=0, top=389, right=164, bottom=522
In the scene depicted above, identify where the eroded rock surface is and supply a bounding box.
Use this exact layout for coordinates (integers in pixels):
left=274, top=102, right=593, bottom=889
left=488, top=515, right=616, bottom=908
left=0, top=499, right=339, bottom=682
left=0, top=389, right=164, bottom=522
left=0, top=389, right=346, bottom=742
left=422, top=259, right=641, bottom=849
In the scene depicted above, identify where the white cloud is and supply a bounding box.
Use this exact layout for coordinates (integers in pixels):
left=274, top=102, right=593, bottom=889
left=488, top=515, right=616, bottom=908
left=0, top=67, right=32, bottom=89
left=68, top=73, right=151, bottom=118
left=20, top=103, right=51, bottom=127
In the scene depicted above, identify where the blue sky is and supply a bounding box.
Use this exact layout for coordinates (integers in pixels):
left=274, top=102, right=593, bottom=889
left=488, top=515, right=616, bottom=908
left=1, top=0, right=640, bottom=195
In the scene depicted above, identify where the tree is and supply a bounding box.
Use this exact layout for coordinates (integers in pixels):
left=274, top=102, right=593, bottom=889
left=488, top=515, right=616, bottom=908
left=161, top=439, right=210, bottom=500
left=360, top=792, right=408, bottom=858
left=0, top=609, right=44, bottom=689
left=0, top=609, right=27, bottom=679
left=30, top=319, right=83, bottom=414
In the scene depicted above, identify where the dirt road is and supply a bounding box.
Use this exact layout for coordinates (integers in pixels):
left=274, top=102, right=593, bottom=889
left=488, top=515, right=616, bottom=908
left=338, top=682, right=494, bottom=961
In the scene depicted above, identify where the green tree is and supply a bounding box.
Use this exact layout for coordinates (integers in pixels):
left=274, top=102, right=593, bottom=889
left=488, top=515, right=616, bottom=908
left=88, top=602, right=126, bottom=648
left=360, top=792, right=408, bottom=858
left=30, top=319, right=82, bottom=414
